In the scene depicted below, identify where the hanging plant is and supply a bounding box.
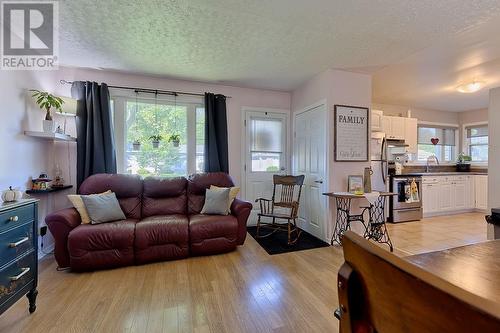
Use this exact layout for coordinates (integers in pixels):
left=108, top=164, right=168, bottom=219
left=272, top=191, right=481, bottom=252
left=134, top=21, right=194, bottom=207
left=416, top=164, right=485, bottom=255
left=132, top=140, right=141, bottom=151
left=149, top=134, right=163, bottom=149
left=30, top=90, right=64, bottom=121
left=168, top=134, right=181, bottom=147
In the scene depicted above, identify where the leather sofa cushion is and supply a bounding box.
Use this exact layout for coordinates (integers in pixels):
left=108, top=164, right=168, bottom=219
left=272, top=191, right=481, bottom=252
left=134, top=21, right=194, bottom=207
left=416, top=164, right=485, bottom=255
left=79, top=173, right=143, bottom=219
left=67, top=219, right=137, bottom=271
left=142, top=177, right=187, bottom=217
left=189, top=214, right=238, bottom=242
left=135, top=215, right=189, bottom=264
left=187, top=173, right=234, bottom=215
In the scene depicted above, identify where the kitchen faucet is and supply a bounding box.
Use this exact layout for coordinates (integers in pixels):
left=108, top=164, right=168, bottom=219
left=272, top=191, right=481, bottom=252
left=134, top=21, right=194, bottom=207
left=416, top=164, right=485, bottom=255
left=426, top=155, right=439, bottom=173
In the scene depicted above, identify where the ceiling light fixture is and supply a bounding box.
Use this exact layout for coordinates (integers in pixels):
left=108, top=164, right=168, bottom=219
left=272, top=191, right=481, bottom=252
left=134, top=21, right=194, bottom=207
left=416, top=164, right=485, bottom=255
left=456, top=81, right=485, bottom=93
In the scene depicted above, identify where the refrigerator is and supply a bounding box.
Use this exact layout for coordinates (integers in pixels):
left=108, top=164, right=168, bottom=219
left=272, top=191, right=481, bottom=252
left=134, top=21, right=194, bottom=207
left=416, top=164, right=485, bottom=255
left=370, top=132, right=388, bottom=192
left=370, top=132, right=408, bottom=192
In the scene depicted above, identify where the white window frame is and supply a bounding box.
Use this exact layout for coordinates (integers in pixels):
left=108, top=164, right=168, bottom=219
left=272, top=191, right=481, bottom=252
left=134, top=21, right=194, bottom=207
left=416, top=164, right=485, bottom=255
left=462, top=121, right=488, bottom=166
left=409, top=121, right=459, bottom=165
left=110, top=90, right=204, bottom=176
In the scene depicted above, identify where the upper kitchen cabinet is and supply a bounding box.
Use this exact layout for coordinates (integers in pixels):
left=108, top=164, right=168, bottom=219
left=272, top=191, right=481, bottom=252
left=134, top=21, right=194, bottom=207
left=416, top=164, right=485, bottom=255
left=380, top=115, right=418, bottom=153
left=371, top=109, right=384, bottom=132
left=404, top=117, right=418, bottom=153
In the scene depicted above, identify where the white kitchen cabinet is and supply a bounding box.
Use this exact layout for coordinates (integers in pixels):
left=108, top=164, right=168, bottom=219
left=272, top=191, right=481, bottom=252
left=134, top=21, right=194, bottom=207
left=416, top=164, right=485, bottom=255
left=404, top=118, right=417, bottom=154
left=422, top=183, right=439, bottom=214
left=381, top=116, right=391, bottom=136
left=475, top=175, right=488, bottom=211
left=423, top=174, right=483, bottom=217
left=438, top=177, right=453, bottom=211
left=371, top=109, right=384, bottom=132
left=465, top=175, right=475, bottom=209
left=385, top=116, right=405, bottom=140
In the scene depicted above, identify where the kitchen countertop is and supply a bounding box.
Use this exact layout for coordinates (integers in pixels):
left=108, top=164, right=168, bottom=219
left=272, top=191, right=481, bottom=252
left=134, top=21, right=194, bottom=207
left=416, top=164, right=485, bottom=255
left=392, top=172, right=488, bottom=177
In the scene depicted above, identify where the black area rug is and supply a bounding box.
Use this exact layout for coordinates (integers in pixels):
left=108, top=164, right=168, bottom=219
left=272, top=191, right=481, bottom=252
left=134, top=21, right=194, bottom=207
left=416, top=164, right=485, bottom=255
left=247, top=226, right=330, bottom=255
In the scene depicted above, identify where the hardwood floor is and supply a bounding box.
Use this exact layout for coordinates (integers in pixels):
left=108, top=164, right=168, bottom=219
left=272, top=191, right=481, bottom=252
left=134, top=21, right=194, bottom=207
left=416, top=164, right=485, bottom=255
left=0, top=212, right=488, bottom=333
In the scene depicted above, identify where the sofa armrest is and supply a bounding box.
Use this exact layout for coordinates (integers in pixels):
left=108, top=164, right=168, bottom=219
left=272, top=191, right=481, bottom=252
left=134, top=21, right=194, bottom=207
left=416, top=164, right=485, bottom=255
left=231, top=198, right=253, bottom=245
left=46, top=208, right=82, bottom=268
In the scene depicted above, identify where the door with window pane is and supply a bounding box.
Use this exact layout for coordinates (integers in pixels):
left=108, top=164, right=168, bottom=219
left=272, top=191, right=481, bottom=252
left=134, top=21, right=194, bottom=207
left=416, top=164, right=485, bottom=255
left=244, top=111, right=288, bottom=222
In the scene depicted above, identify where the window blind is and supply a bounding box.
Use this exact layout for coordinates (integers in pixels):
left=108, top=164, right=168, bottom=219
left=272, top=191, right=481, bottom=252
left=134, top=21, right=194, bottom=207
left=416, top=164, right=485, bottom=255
left=417, top=126, right=456, bottom=146
left=466, top=125, right=488, bottom=138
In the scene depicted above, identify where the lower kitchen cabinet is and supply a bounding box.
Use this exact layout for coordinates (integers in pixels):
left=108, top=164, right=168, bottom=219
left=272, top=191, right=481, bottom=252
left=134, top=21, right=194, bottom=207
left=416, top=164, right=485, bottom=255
left=423, top=174, right=486, bottom=217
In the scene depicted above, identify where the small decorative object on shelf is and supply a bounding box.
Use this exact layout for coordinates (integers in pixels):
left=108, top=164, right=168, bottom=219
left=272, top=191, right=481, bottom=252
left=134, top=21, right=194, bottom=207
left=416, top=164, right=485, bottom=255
left=31, top=173, right=52, bottom=191
left=149, top=134, right=162, bottom=149
left=132, top=140, right=141, bottom=151
left=168, top=134, right=181, bottom=147
left=456, top=152, right=472, bottom=172
left=1, top=186, right=23, bottom=202
left=30, top=90, right=64, bottom=133
left=52, top=164, right=65, bottom=187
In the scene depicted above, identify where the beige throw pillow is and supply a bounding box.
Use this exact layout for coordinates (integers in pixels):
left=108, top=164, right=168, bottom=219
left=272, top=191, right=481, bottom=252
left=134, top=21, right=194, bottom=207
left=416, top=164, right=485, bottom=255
left=68, top=190, right=112, bottom=224
left=210, top=185, right=240, bottom=211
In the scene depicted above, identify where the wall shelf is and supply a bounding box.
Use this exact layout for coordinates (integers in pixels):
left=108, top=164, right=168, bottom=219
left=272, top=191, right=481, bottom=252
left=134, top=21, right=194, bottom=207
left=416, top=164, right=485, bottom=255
left=24, top=131, right=76, bottom=142
left=26, top=185, right=73, bottom=194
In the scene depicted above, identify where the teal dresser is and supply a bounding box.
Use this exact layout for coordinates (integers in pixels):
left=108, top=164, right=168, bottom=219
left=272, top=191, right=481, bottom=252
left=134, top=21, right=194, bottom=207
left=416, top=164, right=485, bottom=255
left=0, top=199, right=38, bottom=315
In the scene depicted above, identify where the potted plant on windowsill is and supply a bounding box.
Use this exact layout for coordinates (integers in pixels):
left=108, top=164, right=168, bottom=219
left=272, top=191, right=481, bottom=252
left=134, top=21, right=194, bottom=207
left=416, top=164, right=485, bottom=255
left=132, top=140, right=141, bottom=151
left=30, top=90, right=64, bottom=133
left=149, top=135, right=163, bottom=148
left=167, top=134, right=181, bottom=147
left=456, top=153, right=472, bottom=172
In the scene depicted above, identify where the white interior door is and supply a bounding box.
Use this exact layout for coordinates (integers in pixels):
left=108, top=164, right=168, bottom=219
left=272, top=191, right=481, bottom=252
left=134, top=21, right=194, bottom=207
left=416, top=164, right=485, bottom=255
left=293, top=104, right=327, bottom=241
left=243, top=110, right=288, bottom=223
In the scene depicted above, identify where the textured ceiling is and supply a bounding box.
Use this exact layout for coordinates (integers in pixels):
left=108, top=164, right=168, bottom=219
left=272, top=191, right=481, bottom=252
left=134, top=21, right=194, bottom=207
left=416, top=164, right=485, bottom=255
left=59, top=0, right=500, bottom=103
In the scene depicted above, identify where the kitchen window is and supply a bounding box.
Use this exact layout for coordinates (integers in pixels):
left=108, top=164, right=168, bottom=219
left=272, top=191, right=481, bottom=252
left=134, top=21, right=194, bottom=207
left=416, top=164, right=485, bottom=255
left=465, top=125, right=488, bottom=162
left=112, top=95, right=205, bottom=177
left=416, top=126, right=457, bottom=163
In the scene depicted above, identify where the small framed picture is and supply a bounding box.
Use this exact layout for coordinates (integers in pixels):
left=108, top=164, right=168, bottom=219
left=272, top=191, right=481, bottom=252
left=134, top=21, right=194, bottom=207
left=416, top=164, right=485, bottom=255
left=348, top=175, right=364, bottom=194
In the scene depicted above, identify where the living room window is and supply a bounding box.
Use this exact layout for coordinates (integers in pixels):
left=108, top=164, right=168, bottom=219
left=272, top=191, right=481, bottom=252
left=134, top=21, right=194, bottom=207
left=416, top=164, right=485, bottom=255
left=416, top=125, right=457, bottom=162
left=112, top=95, right=204, bottom=177
left=465, top=124, right=488, bottom=163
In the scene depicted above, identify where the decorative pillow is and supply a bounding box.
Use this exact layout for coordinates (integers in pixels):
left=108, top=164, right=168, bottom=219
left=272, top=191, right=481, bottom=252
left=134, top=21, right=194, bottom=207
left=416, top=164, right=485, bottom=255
left=68, top=190, right=111, bottom=224
left=81, top=192, right=126, bottom=224
left=201, top=187, right=231, bottom=215
left=210, top=185, right=240, bottom=211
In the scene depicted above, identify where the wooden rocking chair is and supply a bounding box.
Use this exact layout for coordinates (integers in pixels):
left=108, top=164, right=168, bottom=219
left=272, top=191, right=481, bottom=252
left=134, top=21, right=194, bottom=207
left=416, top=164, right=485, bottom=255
left=255, top=175, right=305, bottom=245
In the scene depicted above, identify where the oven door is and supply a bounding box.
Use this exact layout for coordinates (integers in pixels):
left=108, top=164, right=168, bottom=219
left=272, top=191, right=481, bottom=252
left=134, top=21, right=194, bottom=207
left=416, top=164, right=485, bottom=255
left=392, top=178, right=422, bottom=210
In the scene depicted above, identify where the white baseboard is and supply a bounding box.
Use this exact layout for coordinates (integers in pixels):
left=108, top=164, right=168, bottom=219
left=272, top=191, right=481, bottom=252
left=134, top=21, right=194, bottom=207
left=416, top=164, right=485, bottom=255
left=423, top=208, right=487, bottom=218
left=38, top=242, right=55, bottom=259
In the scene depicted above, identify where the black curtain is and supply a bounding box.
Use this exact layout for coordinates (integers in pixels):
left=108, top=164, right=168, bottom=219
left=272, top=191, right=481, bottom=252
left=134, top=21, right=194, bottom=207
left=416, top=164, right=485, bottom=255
left=204, top=93, right=229, bottom=173
left=71, top=81, right=116, bottom=189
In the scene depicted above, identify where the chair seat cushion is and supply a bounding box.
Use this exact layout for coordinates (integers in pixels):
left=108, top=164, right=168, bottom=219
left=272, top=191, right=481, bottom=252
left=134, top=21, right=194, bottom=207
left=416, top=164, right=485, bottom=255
left=68, top=219, right=137, bottom=271
left=189, top=214, right=238, bottom=255
left=134, top=215, right=189, bottom=264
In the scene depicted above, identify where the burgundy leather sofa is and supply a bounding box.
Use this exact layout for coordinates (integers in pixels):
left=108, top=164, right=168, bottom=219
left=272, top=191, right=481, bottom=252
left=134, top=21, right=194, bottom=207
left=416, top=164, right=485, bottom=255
left=46, top=173, right=252, bottom=271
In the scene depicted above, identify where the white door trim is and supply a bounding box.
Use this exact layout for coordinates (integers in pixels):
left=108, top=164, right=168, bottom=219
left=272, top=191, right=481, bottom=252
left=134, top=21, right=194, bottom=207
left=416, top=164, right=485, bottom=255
left=292, top=99, right=330, bottom=242
left=241, top=106, right=291, bottom=203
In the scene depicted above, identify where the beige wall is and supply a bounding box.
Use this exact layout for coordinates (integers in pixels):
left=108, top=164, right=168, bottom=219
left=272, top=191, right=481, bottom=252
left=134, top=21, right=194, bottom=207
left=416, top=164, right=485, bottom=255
left=458, top=108, right=488, bottom=125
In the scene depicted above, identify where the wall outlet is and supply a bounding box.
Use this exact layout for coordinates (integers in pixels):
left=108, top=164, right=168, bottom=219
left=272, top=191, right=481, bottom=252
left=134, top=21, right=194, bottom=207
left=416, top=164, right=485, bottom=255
left=39, top=226, right=47, bottom=237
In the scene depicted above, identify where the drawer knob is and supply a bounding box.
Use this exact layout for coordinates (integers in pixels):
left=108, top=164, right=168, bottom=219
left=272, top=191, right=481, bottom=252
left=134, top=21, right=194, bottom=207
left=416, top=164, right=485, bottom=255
left=9, top=237, right=29, bottom=248
left=9, top=216, right=19, bottom=222
left=10, top=267, right=30, bottom=281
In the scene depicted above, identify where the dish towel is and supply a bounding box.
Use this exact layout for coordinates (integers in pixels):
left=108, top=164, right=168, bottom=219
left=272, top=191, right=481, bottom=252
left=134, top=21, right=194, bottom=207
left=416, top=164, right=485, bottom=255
left=364, top=191, right=380, bottom=205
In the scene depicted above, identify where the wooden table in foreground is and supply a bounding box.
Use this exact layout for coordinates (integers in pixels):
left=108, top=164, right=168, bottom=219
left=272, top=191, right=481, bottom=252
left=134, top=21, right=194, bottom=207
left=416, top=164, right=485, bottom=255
left=406, top=240, right=500, bottom=304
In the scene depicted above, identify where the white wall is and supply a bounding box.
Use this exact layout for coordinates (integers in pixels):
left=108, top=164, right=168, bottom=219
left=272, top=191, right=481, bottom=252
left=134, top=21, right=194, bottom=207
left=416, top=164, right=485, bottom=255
left=488, top=88, right=500, bottom=239
left=1, top=67, right=292, bottom=254
left=292, top=69, right=372, bottom=241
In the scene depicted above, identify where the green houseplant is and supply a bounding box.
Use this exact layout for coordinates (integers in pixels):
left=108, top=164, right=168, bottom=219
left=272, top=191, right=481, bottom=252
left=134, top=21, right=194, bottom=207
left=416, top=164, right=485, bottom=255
left=456, top=152, right=472, bottom=172
left=149, top=134, right=163, bottom=148
left=30, top=90, right=64, bottom=132
left=167, top=134, right=181, bottom=147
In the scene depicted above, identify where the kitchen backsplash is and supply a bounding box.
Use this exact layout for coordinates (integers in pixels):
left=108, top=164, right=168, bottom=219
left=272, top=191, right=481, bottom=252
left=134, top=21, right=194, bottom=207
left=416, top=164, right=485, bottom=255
left=403, top=165, right=488, bottom=174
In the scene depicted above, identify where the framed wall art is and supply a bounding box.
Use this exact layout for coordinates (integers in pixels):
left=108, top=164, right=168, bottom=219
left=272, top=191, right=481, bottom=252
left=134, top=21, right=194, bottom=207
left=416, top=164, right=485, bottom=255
left=334, top=105, right=369, bottom=161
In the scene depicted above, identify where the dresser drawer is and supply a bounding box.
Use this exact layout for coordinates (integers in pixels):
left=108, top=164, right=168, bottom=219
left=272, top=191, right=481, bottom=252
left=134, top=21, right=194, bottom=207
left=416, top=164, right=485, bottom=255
left=0, top=205, right=34, bottom=233
left=0, top=251, right=36, bottom=307
left=0, top=222, right=34, bottom=268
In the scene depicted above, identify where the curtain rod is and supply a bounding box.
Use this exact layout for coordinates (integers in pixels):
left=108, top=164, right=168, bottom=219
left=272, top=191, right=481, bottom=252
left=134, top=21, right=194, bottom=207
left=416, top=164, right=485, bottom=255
left=59, top=80, right=231, bottom=98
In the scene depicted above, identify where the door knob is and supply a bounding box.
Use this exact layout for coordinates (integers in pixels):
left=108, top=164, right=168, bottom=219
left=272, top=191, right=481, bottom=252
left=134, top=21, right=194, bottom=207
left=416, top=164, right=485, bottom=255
left=314, top=180, right=323, bottom=184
